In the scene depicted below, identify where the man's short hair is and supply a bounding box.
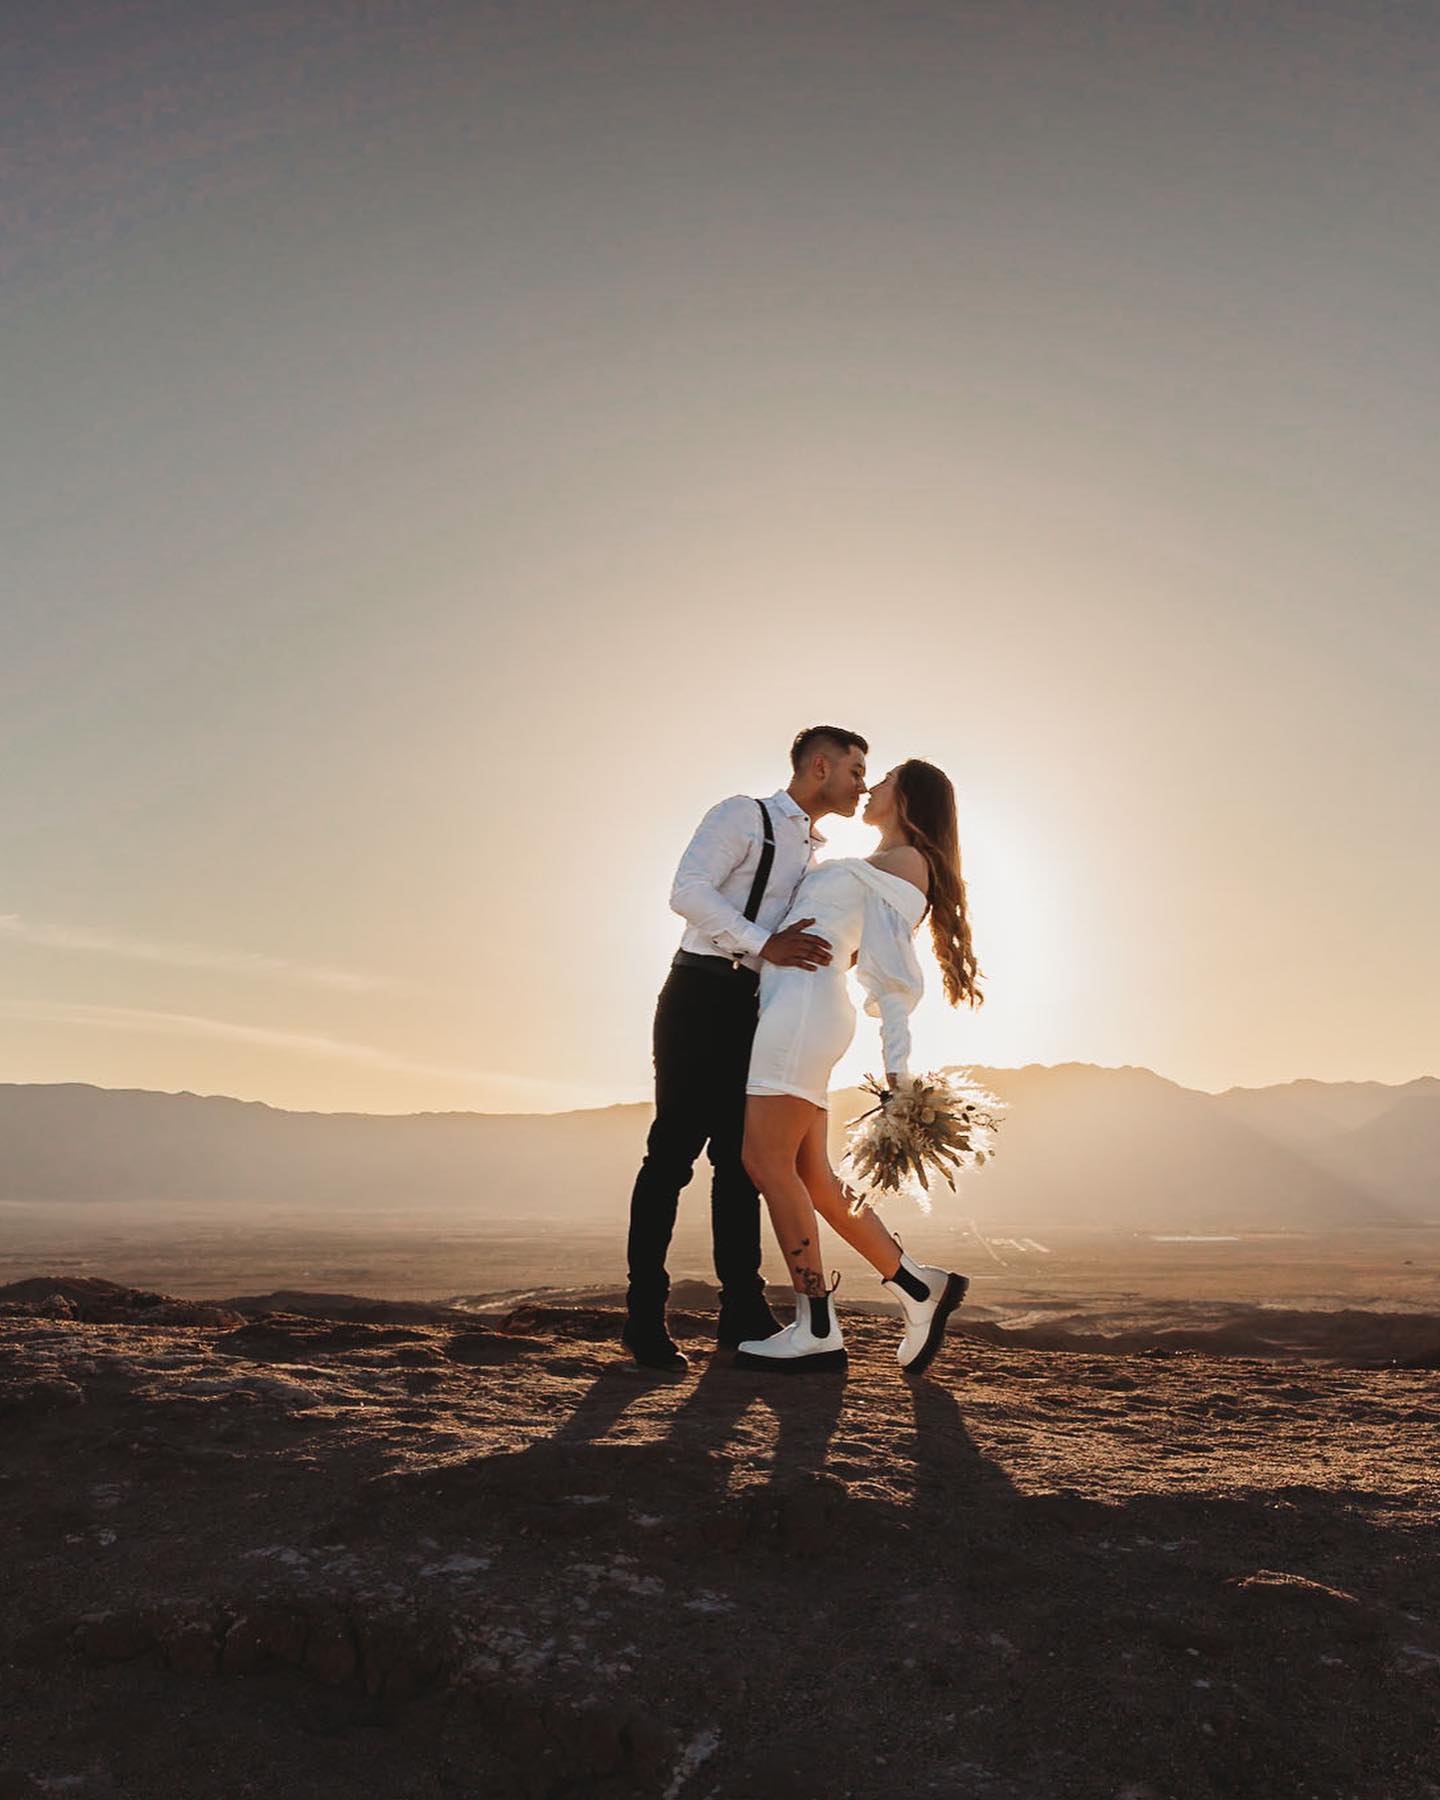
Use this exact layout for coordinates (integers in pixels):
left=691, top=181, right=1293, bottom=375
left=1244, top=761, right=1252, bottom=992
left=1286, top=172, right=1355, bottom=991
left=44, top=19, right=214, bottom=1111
left=790, top=725, right=869, bottom=773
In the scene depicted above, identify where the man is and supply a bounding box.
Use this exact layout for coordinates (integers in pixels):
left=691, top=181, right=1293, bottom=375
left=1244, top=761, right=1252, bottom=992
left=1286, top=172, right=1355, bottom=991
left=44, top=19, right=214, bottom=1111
left=623, top=725, right=870, bottom=1371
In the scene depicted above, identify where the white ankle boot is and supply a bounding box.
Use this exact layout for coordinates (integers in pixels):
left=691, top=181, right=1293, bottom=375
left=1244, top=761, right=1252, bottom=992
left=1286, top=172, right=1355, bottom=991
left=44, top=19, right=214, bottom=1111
left=881, top=1249, right=969, bottom=1375
left=733, top=1282, right=846, bottom=1373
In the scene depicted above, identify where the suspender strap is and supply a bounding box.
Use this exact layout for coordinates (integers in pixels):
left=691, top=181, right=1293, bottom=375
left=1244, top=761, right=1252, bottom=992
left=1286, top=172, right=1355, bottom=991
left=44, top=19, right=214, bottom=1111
left=741, top=799, right=775, bottom=924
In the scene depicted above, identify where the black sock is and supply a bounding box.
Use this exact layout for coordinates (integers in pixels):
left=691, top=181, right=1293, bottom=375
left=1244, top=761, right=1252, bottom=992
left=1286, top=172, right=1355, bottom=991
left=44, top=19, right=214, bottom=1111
left=890, top=1260, right=929, bottom=1302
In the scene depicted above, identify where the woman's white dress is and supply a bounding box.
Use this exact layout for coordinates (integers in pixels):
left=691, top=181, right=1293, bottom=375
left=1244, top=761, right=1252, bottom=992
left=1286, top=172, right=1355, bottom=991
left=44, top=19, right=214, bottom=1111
left=746, top=857, right=928, bottom=1108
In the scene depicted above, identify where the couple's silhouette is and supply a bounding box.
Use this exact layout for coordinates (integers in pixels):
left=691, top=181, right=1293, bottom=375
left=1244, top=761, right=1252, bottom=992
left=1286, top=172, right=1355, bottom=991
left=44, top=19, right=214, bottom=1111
left=623, top=725, right=982, bottom=1378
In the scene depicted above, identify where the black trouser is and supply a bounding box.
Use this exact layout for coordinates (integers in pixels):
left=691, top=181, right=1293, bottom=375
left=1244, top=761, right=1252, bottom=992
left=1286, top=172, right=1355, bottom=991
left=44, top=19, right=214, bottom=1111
left=625, top=963, right=765, bottom=1318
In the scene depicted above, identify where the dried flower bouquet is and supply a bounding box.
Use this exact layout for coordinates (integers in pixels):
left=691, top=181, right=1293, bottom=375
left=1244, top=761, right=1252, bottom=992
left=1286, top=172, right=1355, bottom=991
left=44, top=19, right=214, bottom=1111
left=843, top=1070, right=1003, bottom=1210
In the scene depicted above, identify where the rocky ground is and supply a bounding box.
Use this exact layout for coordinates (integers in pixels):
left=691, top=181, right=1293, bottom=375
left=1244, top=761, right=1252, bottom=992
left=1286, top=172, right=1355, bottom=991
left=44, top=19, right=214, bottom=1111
left=2, top=1275, right=1439, bottom=1800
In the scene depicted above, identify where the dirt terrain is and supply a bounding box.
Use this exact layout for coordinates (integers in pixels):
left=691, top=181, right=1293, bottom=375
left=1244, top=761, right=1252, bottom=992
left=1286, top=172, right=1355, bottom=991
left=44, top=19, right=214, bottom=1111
left=6, top=1204, right=1440, bottom=1327
left=2, top=1275, right=1439, bottom=1799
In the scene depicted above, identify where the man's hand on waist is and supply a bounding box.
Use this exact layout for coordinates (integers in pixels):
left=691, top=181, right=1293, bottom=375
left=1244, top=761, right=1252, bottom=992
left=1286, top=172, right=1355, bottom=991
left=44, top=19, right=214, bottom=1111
left=760, top=918, right=833, bottom=970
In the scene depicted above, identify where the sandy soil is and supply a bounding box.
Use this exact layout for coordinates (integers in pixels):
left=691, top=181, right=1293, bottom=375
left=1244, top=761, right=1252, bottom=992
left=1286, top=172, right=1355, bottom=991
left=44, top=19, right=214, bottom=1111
left=2, top=1275, right=1439, bottom=1799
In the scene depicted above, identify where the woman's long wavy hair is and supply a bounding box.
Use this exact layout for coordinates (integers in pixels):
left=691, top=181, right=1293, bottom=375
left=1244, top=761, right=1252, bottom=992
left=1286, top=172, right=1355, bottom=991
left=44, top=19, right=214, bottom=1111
left=894, top=759, right=983, bottom=1008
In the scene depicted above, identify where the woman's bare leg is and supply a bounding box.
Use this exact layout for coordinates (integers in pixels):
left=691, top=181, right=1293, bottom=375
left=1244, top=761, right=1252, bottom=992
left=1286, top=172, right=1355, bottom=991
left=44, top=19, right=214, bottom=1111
left=795, top=1109, right=903, bottom=1279
left=742, top=1095, right=827, bottom=1295
left=794, top=1114, right=967, bottom=1378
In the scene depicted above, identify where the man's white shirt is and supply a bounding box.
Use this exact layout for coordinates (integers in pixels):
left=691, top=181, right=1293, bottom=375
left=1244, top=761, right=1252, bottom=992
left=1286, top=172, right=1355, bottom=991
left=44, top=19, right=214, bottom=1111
left=670, top=789, right=823, bottom=972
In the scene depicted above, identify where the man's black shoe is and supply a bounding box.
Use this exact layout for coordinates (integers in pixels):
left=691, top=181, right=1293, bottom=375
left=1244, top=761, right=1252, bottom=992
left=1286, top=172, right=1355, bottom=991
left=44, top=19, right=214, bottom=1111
left=716, top=1297, right=783, bottom=1351
left=621, top=1318, right=688, bottom=1373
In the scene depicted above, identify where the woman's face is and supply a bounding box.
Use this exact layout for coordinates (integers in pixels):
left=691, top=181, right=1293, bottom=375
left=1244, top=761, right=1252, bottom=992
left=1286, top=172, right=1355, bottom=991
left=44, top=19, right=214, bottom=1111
left=863, top=767, right=901, bottom=829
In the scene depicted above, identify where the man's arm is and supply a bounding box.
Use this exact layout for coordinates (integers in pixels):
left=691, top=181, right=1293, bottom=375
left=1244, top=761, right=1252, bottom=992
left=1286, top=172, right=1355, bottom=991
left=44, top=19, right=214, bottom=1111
left=669, top=796, right=773, bottom=959
left=669, top=797, right=831, bottom=966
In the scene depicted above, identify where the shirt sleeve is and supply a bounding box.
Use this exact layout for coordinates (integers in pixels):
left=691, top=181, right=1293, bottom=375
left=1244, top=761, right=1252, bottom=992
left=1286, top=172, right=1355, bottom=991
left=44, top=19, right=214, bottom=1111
left=856, top=892, right=925, bottom=1077
left=669, top=796, right=773, bottom=960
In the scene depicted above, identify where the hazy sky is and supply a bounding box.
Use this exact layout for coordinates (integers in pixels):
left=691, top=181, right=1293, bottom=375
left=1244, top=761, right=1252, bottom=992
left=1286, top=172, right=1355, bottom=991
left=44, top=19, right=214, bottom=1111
left=4, top=1, right=1438, bottom=1113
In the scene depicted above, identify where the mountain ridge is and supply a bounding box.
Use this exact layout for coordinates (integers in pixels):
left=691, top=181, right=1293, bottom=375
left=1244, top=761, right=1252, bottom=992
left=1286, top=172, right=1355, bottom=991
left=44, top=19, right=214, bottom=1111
left=15, top=1060, right=1439, bottom=1120
left=3, top=1067, right=1437, bottom=1228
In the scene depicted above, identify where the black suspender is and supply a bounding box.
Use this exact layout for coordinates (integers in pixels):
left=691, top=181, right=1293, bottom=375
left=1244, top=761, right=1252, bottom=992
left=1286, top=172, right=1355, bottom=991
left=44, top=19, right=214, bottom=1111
left=674, top=798, right=784, bottom=978
left=741, top=799, right=775, bottom=924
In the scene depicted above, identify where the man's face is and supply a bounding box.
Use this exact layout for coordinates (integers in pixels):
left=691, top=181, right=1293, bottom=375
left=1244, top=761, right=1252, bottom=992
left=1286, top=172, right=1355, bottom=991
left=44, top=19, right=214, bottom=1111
left=818, top=747, right=868, bottom=817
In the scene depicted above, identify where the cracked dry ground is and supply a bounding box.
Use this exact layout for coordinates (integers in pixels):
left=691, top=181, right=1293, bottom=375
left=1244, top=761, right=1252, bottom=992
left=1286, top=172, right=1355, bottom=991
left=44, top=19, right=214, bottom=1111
left=2, top=1280, right=1439, bottom=1800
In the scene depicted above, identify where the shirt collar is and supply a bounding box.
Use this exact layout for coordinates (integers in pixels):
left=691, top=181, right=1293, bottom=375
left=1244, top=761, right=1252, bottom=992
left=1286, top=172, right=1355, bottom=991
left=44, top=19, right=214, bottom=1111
left=768, top=788, right=826, bottom=846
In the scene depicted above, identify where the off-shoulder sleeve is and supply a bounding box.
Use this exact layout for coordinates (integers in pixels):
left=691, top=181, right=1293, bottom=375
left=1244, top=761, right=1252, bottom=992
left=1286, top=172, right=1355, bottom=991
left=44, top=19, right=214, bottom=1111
left=856, top=890, right=925, bottom=1077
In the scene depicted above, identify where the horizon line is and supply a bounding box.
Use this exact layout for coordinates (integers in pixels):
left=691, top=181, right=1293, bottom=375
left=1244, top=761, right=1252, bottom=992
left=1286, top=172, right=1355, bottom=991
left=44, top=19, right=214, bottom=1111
left=2, top=1064, right=1438, bottom=1121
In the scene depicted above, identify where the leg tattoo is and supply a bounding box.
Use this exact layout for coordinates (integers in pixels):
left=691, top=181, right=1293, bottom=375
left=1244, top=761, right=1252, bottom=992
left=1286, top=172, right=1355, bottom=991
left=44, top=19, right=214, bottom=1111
left=796, top=1267, right=827, bottom=1297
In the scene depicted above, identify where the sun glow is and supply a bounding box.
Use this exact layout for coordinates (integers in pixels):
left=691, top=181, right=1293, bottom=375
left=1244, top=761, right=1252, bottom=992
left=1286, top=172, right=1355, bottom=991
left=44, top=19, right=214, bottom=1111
left=824, top=796, right=1078, bottom=1087
left=7, top=0, right=1440, bottom=1116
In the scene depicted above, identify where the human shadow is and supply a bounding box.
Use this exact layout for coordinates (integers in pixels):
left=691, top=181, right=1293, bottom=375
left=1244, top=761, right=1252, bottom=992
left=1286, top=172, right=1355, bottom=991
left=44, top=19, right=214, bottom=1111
left=666, top=1346, right=848, bottom=1488
left=906, top=1367, right=1022, bottom=1519
left=349, top=1308, right=1440, bottom=1800
left=545, top=1361, right=671, bottom=1447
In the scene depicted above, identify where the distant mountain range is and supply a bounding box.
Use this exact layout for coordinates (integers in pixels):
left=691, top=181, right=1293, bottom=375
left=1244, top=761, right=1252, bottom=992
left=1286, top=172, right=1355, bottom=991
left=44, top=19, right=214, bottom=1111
left=1, top=1067, right=1437, bottom=1231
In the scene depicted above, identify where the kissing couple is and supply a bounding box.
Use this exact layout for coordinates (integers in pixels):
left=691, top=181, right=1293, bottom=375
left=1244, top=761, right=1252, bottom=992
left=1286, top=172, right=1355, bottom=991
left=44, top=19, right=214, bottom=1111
left=623, top=725, right=983, bottom=1378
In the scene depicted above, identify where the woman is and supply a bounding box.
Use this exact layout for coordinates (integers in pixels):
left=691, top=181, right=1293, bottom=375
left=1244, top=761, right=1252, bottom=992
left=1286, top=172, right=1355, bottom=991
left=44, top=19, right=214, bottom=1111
left=735, top=758, right=982, bottom=1376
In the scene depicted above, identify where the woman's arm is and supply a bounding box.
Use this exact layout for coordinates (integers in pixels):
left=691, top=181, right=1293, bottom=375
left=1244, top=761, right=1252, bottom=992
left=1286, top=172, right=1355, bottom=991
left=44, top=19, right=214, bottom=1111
left=855, top=893, right=925, bottom=1082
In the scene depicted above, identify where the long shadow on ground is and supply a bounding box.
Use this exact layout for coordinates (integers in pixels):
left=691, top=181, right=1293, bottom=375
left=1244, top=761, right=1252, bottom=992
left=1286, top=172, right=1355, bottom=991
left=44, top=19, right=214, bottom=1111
left=3, top=1291, right=1438, bottom=1800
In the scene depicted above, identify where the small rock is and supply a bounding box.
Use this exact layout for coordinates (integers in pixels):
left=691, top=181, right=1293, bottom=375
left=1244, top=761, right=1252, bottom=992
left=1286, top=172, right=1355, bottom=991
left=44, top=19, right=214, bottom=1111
left=148, top=1301, right=244, bottom=1328
left=419, top=1553, right=490, bottom=1577
left=0, top=1377, right=86, bottom=1417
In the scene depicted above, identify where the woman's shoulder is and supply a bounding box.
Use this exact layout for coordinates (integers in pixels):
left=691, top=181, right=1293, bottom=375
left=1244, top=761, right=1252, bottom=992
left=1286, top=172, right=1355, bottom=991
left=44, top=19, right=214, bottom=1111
left=809, top=855, right=871, bottom=879
left=865, top=846, right=929, bottom=895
